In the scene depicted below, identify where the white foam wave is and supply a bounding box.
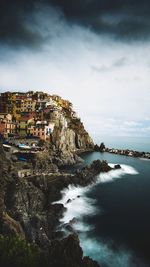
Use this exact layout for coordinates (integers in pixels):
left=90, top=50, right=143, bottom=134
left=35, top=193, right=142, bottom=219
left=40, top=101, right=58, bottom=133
left=74, top=221, right=94, bottom=232
left=99, top=164, right=139, bottom=183
left=55, top=163, right=140, bottom=266
left=55, top=164, right=138, bottom=226
left=55, top=185, right=97, bottom=224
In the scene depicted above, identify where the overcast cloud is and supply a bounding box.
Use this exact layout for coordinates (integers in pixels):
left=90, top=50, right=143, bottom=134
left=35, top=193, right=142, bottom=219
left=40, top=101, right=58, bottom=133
left=0, top=1, right=150, bottom=139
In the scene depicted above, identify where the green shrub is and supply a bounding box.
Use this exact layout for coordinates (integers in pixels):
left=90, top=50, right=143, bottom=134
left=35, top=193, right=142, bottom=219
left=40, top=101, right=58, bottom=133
left=0, top=235, right=49, bottom=267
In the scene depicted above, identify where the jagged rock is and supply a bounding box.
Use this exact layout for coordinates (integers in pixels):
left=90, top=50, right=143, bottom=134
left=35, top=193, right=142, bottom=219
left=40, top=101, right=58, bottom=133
left=75, top=160, right=112, bottom=186
left=0, top=141, right=108, bottom=267
left=99, top=142, right=105, bottom=151
left=114, top=164, right=121, bottom=169
left=63, top=217, right=78, bottom=233
left=83, top=256, right=101, bottom=267
left=48, top=234, right=101, bottom=267
left=94, top=143, right=105, bottom=152
left=94, top=144, right=100, bottom=151
left=32, top=152, right=58, bottom=173
left=0, top=157, right=112, bottom=246
left=69, top=217, right=77, bottom=225
left=0, top=142, right=14, bottom=218
left=66, top=199, right=72, bottom=204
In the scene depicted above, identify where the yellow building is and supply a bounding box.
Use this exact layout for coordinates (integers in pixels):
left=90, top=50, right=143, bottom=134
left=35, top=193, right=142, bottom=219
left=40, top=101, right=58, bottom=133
left=17, top=115, right=35, bottom=136
left=20, top=99, right=36, bottom=113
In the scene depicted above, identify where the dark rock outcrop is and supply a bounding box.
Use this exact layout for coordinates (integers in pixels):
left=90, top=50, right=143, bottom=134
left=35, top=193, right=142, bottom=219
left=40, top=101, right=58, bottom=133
left=0, top=142, right=110, bottom=267
left=98, top=145, right=150, bottom=160
left=31, top=151, right=59, bottom=173
left=74, top=160, right=112, bottom=187
left=114, top=164, right=121, bottom=169
left=94, top=143, right=105, bottom=152
left=48, top=234, right=101, bottom=267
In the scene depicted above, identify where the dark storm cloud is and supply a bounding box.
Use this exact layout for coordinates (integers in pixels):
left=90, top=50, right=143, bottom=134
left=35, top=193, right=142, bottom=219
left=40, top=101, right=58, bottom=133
left=0, top=0, right=44, bottom=47
left=0, top=0, right=150, bottom=47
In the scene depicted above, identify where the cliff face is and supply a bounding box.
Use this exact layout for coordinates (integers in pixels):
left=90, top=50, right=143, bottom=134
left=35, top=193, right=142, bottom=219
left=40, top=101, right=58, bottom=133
left=49, top=104, right=94, bottom=165
left=0, top=92, right=94, bottom=166
left=0, top=93, right=98, bottom=266
left=51, top=116, right=93, bottom=151
left=0, top=142, right=106, bottom=267
left=0, top=143, right=12, bottom=216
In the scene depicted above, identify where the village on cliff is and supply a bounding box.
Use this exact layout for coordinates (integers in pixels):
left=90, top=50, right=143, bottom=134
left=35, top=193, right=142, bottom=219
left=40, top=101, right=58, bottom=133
left=1, top=91, right=150, bottom=164
left=0, top=91, right=77, bottom=149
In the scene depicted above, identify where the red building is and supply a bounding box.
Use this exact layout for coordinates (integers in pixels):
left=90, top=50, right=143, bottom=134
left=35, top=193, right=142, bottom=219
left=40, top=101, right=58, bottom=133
left=0, top=114, right=16, bottom=138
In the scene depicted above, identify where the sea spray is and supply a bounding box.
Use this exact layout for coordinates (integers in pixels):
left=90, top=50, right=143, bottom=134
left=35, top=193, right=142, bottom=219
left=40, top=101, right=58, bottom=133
left=55, top=164, right=139, bottom=266
left=56, top=164, right=138, bottom=225
left=55, top=184, right=98, bottom=225
left=99, top=164, right=139, bottom=183
left=79, top=235, right=145, bottom=267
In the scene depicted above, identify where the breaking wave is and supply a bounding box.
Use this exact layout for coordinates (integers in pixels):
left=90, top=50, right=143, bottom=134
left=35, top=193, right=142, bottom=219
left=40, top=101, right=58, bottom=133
left=57, top=164, right=138, bottom=224
left=56, top=163, right=139, bottom=266
left=55, top=184, right=97, bottom=225
left=99, top=164, right=138, bottom=183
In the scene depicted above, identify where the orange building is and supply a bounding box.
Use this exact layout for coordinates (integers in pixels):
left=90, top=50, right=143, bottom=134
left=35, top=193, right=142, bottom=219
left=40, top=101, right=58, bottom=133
left=0, top=114, right=16, bottom=138
left=33, top=121, right=55, bottom=141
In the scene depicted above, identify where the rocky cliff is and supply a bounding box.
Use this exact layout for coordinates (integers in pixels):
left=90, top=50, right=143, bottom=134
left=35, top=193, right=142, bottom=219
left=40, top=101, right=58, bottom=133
left=0, top=93, right=99, bottom=267
left=49, top=101, right=94, bottom=165
left=0, top=142, right=108, bottom=267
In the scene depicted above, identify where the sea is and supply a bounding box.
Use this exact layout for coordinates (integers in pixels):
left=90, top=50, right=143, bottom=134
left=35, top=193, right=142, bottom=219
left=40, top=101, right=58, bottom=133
left=92, top=135, right=150, bottom=153
left=57, top=137, right=150, bottom=267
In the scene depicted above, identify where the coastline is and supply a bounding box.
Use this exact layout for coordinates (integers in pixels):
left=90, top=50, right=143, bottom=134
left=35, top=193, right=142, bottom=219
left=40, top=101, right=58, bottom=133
left=1, top=140, right=149, bottom=266
left=56, top=161, right=139, bottom=266
left=0, top=140, right=112, bottom=267
left=1, top=91, right=149, bottom=266
left=94, top=144, right=150, bottom=160
left=0, top=140, right=146, bottom=267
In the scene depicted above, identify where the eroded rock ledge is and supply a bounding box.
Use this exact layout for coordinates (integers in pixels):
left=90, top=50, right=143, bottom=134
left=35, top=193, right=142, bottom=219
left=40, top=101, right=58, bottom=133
left=0, top=142, right=112, bottom=267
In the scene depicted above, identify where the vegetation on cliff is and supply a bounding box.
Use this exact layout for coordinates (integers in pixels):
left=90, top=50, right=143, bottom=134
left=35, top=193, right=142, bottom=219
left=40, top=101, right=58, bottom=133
left=0, top=138, right=105, bottom=267
left=0, top=92, right=101, bottom=267
left=0, top=235, right=43, bottom=267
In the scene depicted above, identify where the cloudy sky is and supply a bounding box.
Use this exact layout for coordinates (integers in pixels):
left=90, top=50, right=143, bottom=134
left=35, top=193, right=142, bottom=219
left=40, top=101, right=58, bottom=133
left=0, top=0, right=150, bottom=139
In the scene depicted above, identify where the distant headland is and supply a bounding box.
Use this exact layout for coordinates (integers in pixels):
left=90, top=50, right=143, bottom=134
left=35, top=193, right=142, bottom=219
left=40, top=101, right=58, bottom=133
left=94, top=143, right=150, bottom=160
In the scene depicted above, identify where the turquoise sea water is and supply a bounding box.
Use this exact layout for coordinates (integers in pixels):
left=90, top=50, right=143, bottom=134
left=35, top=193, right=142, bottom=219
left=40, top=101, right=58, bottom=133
left=60, top=148, right=150, bottom=267
left=79, top=152, right=150, bottom=267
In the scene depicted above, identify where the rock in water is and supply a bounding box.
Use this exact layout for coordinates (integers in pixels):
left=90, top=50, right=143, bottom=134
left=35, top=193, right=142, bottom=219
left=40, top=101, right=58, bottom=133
left=48, top=234, right=101, bottom=267
left=66, top=198, right=72, bottom=204
left=114, top=164, right=121, bottom=169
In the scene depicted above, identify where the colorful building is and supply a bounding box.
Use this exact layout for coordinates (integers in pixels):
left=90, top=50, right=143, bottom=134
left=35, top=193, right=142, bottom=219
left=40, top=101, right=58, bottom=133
left=0, top=92, right=15, bottom=114
left=17, top=115, right=35, bottom=136
left=33, top=121, right=55, bottom=141
left=20, top=99, right=36, bottom=113
left=0, top=91, right=72, bottom=140
left=0, top=114, right=16, bottom=138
